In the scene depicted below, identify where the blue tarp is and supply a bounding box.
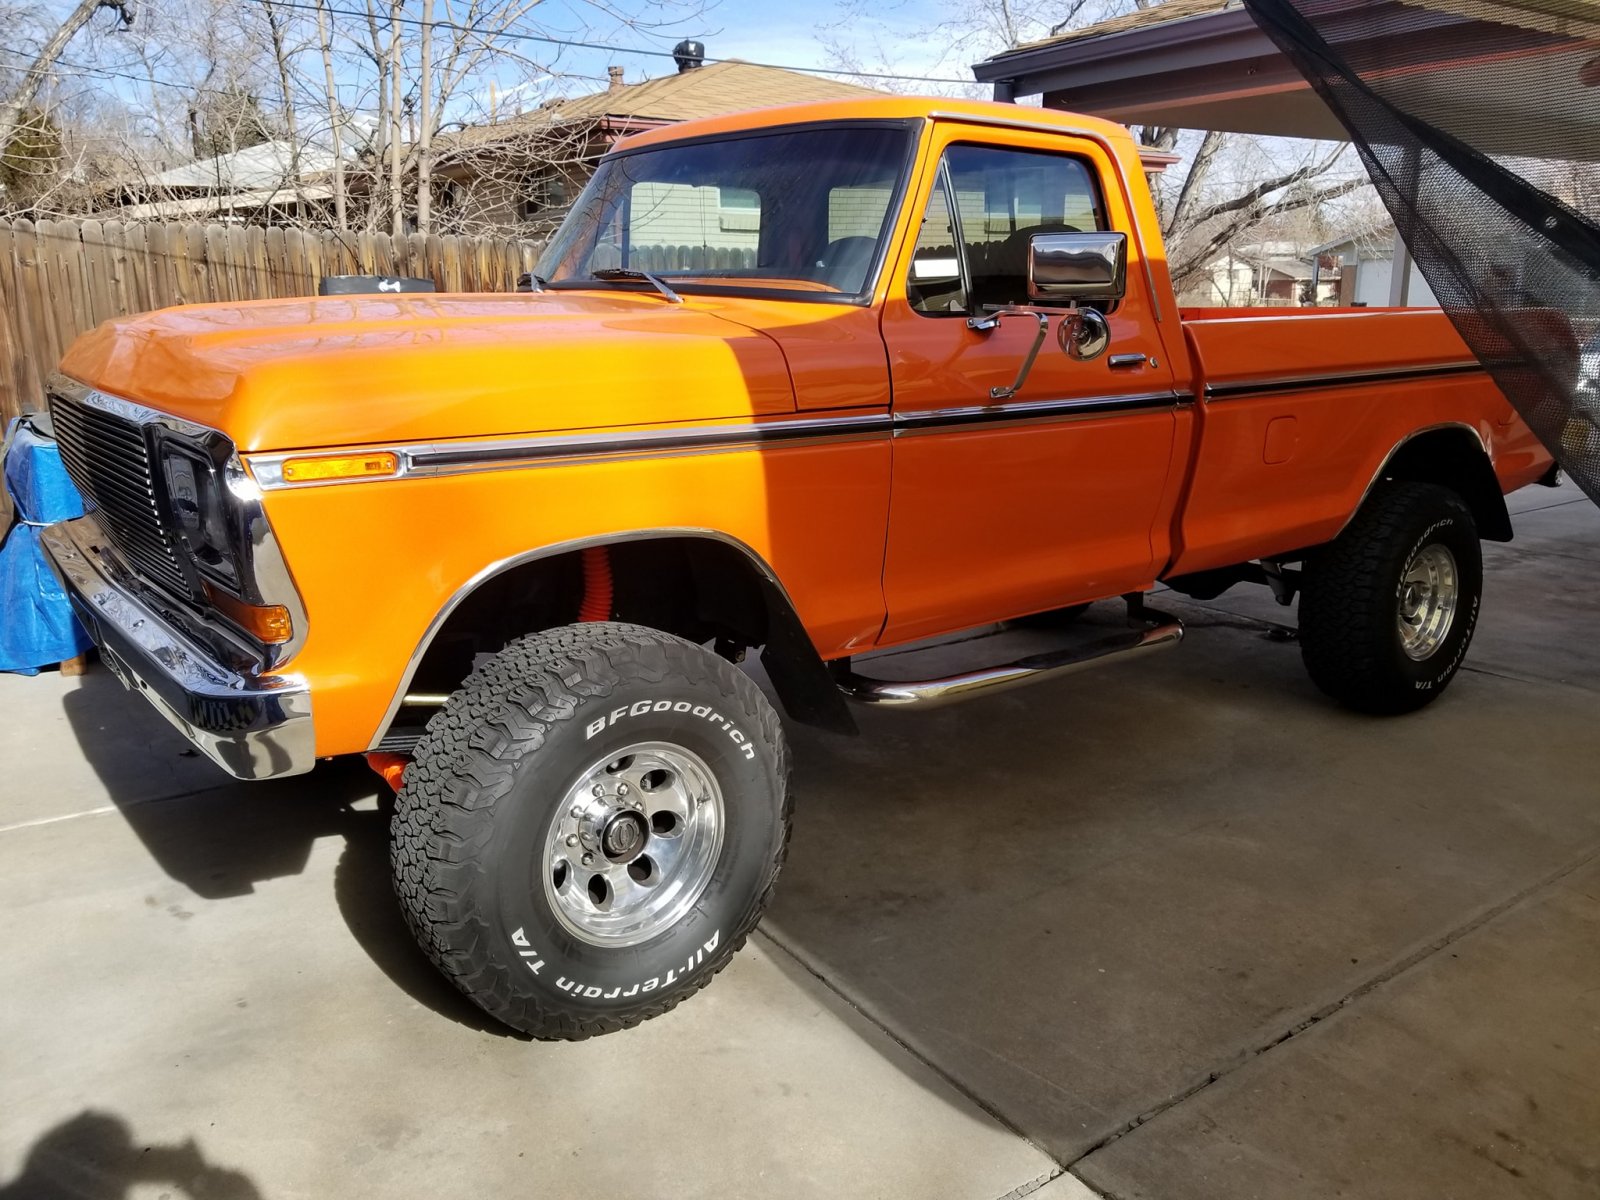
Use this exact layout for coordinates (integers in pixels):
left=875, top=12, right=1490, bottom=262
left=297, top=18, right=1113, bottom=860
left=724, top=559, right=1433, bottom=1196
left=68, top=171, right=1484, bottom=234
left=0, top=417, right=92, bottom=674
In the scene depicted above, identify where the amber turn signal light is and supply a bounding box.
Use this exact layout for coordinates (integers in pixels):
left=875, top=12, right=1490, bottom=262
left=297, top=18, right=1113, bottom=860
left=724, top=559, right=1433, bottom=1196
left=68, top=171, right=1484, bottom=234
left=279, top=451, right=399, bottom=484
left=203, top=580, right=294, bottom=645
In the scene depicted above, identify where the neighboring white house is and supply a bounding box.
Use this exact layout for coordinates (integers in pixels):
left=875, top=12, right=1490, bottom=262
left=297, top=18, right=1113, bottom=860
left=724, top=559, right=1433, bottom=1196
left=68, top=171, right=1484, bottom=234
left=1309, top=224, right=1438, bottom=307
left=100, top=139, right=345, bottom=222
left=1181, top=242, right=1318, bottom=307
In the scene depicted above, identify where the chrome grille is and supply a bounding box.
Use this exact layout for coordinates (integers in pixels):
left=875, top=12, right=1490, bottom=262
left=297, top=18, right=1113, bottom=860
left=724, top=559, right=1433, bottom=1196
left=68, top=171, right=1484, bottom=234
left=49, top=391, right=193, bottom=598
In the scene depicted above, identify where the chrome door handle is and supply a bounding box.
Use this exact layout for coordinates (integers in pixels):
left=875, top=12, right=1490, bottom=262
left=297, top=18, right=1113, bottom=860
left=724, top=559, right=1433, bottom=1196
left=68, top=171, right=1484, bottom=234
left=1108, top=353, right=1149, bottom=369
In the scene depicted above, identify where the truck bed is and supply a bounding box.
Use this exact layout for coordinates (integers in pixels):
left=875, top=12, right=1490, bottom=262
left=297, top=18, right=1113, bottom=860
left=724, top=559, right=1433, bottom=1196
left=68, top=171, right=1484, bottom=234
left=1166, top=306, right=1548, bottom=577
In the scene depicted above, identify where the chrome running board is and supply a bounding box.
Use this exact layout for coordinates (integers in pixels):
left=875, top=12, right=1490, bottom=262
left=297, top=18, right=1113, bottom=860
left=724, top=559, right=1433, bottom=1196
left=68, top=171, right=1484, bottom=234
left=838, top=610, right=1184, bottom=709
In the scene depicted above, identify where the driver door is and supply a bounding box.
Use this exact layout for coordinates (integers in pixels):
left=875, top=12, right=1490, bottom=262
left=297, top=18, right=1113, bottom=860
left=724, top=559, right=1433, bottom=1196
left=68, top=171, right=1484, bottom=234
left=878, top=131, right=1183, bottom=645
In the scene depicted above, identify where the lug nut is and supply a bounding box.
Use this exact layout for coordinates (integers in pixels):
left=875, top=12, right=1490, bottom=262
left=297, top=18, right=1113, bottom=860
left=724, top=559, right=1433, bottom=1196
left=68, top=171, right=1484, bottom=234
left=592, top=785, right=604, bottom=798
left=581, top=852, right=595, bottom=866
left=617, top=784, right=629, bottom=796
left=565, top=835, right=579, bottom=847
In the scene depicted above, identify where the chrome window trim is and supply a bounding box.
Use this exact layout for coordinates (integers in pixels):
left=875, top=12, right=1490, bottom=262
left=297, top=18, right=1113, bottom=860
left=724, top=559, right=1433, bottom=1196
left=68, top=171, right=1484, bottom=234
left=368, top=528, right=801, bottom=751
left=47, top=375, right=310, bottom=669
left=926, top=109, right=1165, bottom=323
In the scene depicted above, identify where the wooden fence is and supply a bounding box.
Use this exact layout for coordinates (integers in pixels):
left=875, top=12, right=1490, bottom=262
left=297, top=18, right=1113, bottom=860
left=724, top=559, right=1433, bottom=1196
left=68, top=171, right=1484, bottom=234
left=0, top=217, right=545, bottom=425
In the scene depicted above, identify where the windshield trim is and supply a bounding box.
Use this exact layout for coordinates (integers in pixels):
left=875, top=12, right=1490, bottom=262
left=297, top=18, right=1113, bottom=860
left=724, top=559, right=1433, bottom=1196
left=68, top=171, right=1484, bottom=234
left=546, top=117, right=925, bottom=307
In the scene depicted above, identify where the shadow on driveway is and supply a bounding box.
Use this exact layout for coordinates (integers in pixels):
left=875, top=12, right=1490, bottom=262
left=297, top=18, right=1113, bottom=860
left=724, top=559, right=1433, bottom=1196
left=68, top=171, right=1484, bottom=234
left=0, top=1111, right=260, bottom=1200
left=60, top=677, right=516, bottom=1037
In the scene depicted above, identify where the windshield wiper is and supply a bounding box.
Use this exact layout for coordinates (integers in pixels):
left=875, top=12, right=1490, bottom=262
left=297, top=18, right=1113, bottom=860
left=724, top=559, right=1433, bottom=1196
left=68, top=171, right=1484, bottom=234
left=590, top=267, right=684, bottom=304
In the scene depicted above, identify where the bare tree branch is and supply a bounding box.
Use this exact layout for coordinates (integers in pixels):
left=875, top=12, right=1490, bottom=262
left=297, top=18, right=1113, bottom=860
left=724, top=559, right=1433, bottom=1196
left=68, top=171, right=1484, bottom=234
left=0, top=0, right=133, bottom=150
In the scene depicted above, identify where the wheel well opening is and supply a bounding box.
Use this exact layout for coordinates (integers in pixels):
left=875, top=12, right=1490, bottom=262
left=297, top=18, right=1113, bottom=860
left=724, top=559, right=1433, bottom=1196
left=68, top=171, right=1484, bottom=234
left=1381, top=429, right=1512, bottom=542
left=378, top=536, right=853, bottom=751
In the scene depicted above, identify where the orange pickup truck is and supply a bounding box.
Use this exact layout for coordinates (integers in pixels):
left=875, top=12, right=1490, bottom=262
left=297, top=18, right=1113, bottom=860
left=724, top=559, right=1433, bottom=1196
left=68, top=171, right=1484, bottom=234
left=42, top=97, right=1550, bottom=1038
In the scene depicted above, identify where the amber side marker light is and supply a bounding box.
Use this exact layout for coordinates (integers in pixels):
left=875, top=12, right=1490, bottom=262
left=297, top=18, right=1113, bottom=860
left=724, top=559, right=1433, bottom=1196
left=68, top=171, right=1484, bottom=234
left=280, top=451, right=399, bottom=484
left=203, top=580, right=294, bottom=645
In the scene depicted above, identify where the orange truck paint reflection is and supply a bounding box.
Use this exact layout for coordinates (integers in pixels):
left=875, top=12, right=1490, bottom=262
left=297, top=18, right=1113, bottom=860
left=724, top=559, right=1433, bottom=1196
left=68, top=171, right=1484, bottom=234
left=50, top=96, right=1551, bottom=763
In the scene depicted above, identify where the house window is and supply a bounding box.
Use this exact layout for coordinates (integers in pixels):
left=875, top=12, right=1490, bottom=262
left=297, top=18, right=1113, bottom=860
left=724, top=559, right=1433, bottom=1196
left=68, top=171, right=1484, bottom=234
left=522, top=174, right=569, bottom=221
left=719, top=186, right=760, bottom=232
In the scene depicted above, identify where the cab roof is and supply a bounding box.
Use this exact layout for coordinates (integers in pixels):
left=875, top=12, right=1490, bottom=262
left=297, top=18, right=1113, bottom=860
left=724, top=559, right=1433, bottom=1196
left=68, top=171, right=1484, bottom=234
left=612, top=95, right=1138, bottom=156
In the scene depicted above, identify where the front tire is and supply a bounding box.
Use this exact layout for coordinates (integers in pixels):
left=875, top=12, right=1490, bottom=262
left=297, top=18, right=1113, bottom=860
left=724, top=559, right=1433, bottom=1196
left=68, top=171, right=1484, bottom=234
left=391, top=622, right=791, bottom=1039
left=1299, top=481, right=1483, bottom=714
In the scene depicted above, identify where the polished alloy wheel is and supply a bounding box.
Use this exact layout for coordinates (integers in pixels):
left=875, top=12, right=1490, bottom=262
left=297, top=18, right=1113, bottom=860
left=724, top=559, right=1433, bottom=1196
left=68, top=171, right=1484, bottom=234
left=543, top=741, right=724, bottom=947
left=1397, top=542, right=1459, bottom=661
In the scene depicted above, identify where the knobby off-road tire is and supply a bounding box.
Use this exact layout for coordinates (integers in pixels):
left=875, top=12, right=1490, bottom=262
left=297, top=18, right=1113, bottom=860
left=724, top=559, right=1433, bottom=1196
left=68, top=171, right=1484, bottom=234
left=391, top=622, right=791, bottom=1039
left=1300, top=481, right=1483, bottom=715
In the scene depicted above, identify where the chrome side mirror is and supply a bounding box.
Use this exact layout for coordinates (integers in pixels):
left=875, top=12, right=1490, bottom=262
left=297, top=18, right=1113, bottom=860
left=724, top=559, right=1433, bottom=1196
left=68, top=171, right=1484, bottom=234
left=1027, top=232, right=1127, bottom=304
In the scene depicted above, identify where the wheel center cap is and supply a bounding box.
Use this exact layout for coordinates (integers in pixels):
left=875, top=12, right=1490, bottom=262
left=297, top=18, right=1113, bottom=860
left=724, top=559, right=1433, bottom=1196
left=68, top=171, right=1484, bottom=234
left=601, top=811, right=648, bottom=861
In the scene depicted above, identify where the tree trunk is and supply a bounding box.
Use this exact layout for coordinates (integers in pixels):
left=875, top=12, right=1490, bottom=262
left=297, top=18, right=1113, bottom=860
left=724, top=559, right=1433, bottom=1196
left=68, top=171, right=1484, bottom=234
left=416, top=0, right=434, bottom=234
left=388, top=0, right=404, bottom=238
left=316, top=0, right=347, bottom=229
left=362, top=0, right=388, bottom=233
left=262, top=1, right=304, bottom=212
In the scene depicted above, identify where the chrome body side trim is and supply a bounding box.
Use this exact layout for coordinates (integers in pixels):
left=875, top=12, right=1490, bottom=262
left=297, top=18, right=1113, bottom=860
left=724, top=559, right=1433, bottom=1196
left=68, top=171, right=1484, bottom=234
left=839, top=612, right=1184, bottom=708
left=248, top=394, right=1185, bottom=490
left=41, top=514, right=316, bottom=780
left=926, top=109, right=1165, bottom=323
left=1203, top=361, right=1483, bottom=401
left=893, top=390, right=1185, bottom=433
left=247, top=412, right=894, bottom=491
left=368, top=528, right=804, bottom=751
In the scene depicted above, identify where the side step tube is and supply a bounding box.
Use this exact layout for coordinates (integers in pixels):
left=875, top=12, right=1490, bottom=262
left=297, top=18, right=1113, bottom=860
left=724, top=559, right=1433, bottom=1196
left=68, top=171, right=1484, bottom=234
left=838, top=611, right=1184, bottom=709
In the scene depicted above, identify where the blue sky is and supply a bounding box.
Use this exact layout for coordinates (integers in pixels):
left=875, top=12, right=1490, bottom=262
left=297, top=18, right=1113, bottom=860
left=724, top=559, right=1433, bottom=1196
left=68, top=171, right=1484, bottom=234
left=508, top=0, right=978, bottom=99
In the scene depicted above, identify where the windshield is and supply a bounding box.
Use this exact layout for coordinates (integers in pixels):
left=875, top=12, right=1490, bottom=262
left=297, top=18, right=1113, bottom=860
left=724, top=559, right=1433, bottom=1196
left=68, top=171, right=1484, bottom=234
left=537, top=123, right=915, bottom=302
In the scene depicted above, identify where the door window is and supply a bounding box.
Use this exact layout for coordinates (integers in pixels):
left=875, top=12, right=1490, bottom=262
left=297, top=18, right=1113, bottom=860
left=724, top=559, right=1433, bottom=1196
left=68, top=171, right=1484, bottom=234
left=908, top=144, right=1108, bottom=316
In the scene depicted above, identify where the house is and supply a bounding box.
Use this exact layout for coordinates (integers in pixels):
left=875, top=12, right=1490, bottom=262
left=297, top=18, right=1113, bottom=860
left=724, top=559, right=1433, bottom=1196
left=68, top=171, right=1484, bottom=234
left=101, top=139, right=340, bottom=222
left=430, top=47, right=884, bottom=235
left=1182, top=241, right=1317, bottom=307
left=1308, top=224, right=1439, bottom=308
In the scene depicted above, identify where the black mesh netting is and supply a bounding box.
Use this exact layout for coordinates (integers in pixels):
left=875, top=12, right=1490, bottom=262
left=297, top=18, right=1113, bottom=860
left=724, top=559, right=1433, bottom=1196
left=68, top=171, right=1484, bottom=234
left=1242, top=0, right=1600, bottom=506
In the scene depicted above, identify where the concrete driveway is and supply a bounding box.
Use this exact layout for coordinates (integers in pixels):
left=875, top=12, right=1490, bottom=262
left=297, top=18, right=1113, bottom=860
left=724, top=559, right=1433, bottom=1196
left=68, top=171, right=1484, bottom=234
left=2, top=481, right=1597, bottom=1200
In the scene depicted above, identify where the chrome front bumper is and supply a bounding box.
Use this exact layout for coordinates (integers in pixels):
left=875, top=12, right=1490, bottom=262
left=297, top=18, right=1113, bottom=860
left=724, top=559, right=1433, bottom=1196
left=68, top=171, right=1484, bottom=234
left=40, top=514, right=316, bottom=780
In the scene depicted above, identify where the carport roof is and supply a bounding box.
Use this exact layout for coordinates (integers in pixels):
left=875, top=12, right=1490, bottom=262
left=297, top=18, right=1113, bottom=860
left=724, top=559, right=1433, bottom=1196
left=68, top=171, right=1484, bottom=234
left=972, top=0, right=1600, bottom=157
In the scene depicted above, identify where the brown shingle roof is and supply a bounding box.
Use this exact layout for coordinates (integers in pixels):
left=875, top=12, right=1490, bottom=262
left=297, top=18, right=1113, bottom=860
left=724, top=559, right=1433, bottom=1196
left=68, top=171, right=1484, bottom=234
left=443, top=60, right=883, bottom=152
left=1001, top=0, right=1239, bottom=55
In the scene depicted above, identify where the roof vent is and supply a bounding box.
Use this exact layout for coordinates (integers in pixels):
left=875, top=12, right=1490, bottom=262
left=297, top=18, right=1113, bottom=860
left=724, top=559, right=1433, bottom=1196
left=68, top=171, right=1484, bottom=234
left=673, top=40, right=705, bottom=73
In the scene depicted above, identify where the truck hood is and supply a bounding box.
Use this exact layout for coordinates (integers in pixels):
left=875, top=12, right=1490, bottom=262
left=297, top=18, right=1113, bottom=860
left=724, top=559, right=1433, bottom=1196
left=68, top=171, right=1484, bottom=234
left=58, top=292, right=798, bottom=452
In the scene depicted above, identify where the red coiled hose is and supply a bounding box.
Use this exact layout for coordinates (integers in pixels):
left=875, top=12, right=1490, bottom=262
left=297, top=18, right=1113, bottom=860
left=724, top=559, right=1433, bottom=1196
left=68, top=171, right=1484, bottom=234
left=579, top=546, right=613, bottom=622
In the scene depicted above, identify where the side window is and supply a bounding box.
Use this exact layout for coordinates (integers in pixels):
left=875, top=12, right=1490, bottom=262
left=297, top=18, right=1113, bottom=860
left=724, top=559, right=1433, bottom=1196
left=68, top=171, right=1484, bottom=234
left=908, top=174, right=965, bottom=315
left=912, top=144, right=1108, bottom=315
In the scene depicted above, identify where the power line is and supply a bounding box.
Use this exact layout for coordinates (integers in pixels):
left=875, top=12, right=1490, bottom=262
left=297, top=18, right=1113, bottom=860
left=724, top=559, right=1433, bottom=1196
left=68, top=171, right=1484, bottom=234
left=236, top=0, right=979, bottom=86
left=0, top=45, right=193, bottom=91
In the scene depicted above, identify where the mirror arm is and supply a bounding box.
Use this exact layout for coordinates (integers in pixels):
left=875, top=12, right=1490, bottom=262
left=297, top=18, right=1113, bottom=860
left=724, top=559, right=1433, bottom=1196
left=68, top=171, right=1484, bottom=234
left=967, top=308, right=1051, bottom=400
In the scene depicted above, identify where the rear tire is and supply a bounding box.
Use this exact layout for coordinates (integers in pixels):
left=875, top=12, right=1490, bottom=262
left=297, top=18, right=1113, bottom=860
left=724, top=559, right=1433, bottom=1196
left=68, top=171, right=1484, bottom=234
left=391, top=622, right=791, bottom=1039
left=1299, top=481, right=1482, bottom=714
